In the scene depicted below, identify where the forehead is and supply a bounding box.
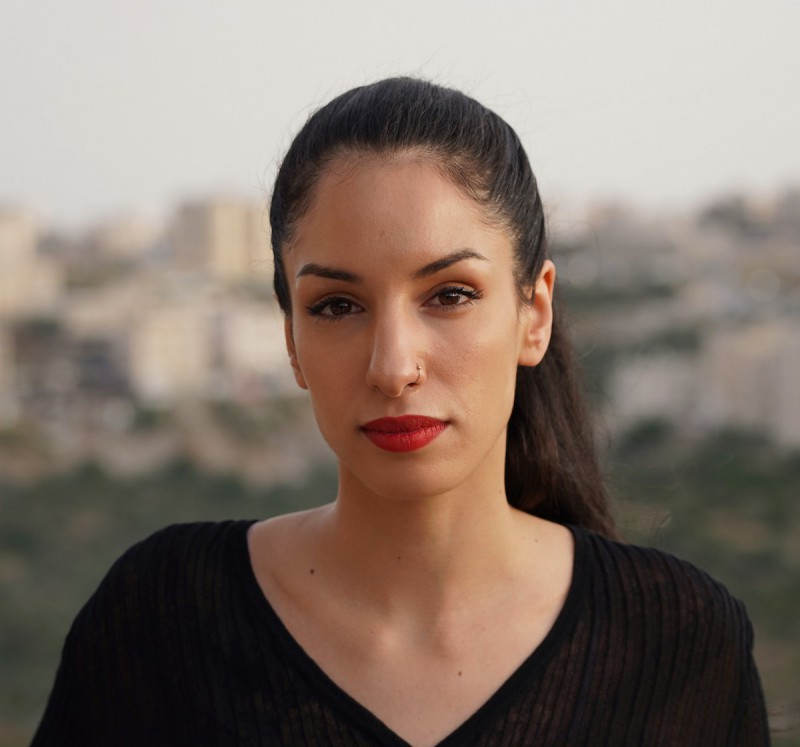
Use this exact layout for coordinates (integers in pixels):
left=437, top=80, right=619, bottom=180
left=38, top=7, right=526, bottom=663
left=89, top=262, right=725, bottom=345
left=287, top=153, right=511, bottom=265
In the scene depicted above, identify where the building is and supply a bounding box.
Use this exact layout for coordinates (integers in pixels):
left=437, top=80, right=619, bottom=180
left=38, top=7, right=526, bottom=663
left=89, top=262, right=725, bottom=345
left=218, top=298, right=295, bottom=400
left=606, top=316, right=800, bottom=450
left=87, top=215, right=161, bottom=263
left=607, top=353, right=699, bottom=432
left=0, top=326, right=18, bottom=426
left=128, top=298, right=214, bottom=405
left=63, top=275, right=155, bottom=340
left=0, top=208, right=62, bottom=319
left=169, top=197, right=272, bottom=284
left=698, top=319, right=800, bottom=449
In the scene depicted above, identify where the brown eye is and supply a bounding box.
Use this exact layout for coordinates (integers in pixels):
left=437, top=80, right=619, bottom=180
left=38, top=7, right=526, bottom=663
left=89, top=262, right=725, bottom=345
left=428, top=286, right=483, bottom=309
left=329, top=300, right=355, bottom=316
left=306, top=296, right=364, bottom=320
left=437, top=291, right=463, bottom=306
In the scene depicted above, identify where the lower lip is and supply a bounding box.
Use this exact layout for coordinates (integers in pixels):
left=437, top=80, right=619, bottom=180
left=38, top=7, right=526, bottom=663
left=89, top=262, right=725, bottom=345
left=361, top=417, right=448, bottom=453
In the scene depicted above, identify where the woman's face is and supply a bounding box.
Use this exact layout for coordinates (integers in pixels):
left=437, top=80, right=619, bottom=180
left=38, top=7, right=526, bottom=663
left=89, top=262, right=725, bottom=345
left=282, top=154, right=554, bottom=502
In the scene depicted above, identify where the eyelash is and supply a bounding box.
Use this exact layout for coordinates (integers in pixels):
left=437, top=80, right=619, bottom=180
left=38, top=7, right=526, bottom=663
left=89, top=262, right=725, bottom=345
left=431, top=286, right=484, bottom=309
left=305, top=286, right=484, bottom=321
left=305, top=296, right=363, bottom=320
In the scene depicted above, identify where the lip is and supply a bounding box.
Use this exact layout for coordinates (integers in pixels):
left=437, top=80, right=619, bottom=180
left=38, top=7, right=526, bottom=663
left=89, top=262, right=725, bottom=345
left=360, top=415, right=448, bottom=453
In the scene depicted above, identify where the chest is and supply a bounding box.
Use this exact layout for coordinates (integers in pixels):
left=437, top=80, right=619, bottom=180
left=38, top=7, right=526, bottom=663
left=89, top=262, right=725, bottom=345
left=262, top=587, right=567, bottom=747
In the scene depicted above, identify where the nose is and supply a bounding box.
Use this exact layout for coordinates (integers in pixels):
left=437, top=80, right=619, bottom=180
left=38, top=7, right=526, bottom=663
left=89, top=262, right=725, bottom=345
left=365, top=312, right=423, bottom=397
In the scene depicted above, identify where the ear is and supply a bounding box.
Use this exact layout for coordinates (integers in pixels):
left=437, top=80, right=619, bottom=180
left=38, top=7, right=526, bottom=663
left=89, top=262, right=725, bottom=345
left=284, top=317, right=308, bottom=390
left=518, top=259, right=556, bottom=367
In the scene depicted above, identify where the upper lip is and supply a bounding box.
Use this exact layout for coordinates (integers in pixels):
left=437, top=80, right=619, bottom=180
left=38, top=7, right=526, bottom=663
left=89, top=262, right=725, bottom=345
left=361, top=415, right=446, bottom=433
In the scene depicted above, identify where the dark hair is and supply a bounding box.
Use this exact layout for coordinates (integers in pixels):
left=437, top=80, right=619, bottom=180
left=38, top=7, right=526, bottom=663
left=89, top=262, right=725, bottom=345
left=270, top=77, right=618, bottom=539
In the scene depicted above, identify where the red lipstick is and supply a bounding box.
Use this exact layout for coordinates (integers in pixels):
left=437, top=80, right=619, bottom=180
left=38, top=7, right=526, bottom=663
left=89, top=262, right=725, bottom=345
left=361, top=415, right=448, bottom=453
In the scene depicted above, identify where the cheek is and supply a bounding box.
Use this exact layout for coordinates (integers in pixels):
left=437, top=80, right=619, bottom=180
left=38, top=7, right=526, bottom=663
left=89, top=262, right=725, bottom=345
left=293, top=325, right=341, bottom=378
left=292, top=329, right=364, bottom=416
left=439, top=319, right=521, bottom=414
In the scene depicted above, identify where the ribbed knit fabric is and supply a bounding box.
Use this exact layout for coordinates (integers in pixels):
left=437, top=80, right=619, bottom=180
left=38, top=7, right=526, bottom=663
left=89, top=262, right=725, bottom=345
left=32, top=520, right=769, bottom=746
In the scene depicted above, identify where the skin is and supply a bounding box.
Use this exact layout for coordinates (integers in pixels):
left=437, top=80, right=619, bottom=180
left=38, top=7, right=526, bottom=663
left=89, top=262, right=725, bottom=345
left=249, top=154, right=574, bottom=747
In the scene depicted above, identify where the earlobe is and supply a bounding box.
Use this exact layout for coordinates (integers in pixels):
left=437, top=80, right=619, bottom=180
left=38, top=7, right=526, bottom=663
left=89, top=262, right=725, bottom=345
left=284, top=318, right=308, bottom=390
left=518, top=260, right=556, bottom=367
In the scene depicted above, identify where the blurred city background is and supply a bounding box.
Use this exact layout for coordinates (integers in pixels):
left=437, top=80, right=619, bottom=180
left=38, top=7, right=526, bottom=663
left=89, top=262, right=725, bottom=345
left=2, top=1, right=799, bottom=744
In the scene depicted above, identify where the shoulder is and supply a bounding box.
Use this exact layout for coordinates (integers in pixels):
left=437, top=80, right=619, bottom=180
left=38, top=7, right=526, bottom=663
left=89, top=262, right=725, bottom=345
left=102, top=520, right=253, bottom=587
left=122, top=519, right=254, bottom=564
left=572, top=526, right=754, bottom=647
left=35, top=521, right=259, bottom=743
left=566, top=528, right=769, bottom=743
left=74, top=520, right=257, bottom=636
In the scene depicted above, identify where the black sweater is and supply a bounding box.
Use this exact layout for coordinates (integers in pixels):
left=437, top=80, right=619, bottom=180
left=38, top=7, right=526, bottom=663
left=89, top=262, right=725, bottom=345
left=32, top=520, right=769, bottom=746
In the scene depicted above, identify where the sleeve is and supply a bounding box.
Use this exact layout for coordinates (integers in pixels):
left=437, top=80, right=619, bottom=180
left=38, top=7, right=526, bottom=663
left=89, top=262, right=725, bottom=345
left=683, top=575, right=771, bottom=746
left=30, top=527, right=185, bottom=746
left=731, top=614, right=771, bottom=747
left=635, top=549, right=772, bottom=746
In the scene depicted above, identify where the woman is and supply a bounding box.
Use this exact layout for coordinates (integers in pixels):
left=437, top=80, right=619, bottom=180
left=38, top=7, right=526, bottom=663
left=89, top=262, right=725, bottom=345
left=34, top=78, right=768, bottom=746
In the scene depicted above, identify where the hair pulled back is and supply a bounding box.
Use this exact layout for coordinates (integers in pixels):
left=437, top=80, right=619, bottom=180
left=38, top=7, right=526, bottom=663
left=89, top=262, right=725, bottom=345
left=270, top=77, right=617, bottom=539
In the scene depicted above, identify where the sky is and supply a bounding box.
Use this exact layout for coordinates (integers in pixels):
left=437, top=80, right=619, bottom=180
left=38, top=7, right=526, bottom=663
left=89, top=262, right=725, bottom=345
left=2, top=0, right=799, bottom=230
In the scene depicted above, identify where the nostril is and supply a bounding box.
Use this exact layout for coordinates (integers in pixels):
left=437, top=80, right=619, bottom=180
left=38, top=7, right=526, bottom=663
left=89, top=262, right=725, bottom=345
left=365, top=358, right=424, bottom=397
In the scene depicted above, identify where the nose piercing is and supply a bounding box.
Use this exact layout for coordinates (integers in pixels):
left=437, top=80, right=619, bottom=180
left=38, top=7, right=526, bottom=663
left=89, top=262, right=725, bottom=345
left=415, top=364, right=422, bottom=384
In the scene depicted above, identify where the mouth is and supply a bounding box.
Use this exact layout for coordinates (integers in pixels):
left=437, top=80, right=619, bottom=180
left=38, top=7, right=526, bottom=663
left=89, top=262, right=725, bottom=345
left=360, top=415, right=448, bottom=453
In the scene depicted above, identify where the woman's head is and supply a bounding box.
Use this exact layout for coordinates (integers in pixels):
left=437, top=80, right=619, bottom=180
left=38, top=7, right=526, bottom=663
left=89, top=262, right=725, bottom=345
left=270, top=77, right=617, bottom=538
left=270, top=77, right=546, bottom=314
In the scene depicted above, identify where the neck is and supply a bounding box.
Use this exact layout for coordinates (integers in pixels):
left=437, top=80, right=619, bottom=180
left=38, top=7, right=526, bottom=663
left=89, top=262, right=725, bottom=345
left=308, top=461, right=538, bottom=622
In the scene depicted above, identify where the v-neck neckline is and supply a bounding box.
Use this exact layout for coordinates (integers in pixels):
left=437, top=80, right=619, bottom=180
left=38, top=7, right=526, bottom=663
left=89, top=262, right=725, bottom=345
left=235, top=520, right=588, bottom=746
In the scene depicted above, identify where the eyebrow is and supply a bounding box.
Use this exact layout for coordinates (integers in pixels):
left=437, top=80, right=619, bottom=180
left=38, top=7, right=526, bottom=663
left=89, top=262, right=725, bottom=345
left=413, top=249, right=488, bottom=279
left=295, top=264, right=360, bottom=282
left=295, top=248, right=488, bottom=282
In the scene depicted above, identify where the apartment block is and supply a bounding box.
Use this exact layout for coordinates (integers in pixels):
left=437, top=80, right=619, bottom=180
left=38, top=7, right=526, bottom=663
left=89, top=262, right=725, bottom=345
left=0, top=326, right=18, bottom=425
left=0, top=208, right=62, bottom=319
left=169, top=198, right=271, bottom=284
left=129, top=300, right=213, bottom=405
left=218, top=298, right=294, bottom=397
left=699, top=320, right=800, bottom=448
left=88, top=215, right=160, bottom=262
left=608, top=353, right=699, bottom=430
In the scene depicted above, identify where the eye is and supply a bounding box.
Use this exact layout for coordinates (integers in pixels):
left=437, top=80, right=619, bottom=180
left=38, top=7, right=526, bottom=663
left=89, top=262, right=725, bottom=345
left=427, top=286, right=484, bottom=309
left=305, top=296, right=364, bottom=320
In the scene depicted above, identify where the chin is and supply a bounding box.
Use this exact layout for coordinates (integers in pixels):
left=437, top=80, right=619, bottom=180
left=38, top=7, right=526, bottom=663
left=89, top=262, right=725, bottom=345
left=337, top=456, right=479, bottom=505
